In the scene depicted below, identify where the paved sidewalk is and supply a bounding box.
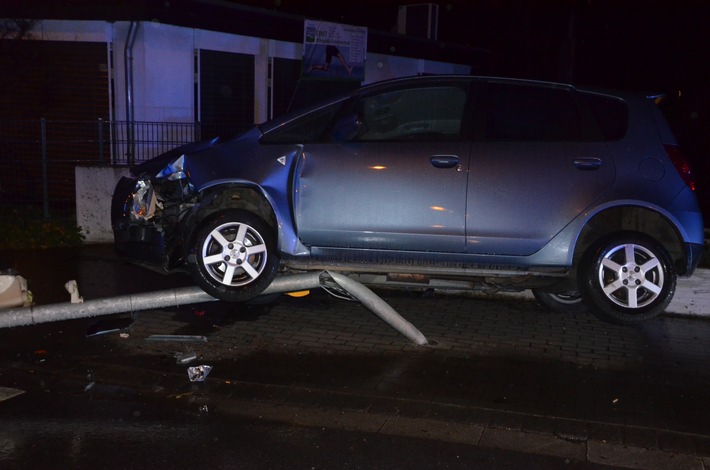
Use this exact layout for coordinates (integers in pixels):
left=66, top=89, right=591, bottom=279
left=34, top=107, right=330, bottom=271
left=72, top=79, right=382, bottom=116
left=667, top=268, right=710, bottom=317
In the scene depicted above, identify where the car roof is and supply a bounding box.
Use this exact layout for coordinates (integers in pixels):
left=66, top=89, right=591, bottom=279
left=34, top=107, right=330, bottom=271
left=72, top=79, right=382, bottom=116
left=258, top=74, right=641, bottom=135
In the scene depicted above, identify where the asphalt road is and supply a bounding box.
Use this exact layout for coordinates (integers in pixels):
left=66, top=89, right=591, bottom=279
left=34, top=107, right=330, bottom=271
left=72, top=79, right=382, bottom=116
left=1, top=245, right=710, bottom=469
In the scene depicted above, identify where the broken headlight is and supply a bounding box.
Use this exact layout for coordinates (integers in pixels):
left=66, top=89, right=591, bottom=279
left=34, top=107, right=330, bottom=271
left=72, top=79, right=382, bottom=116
left=157, top=155, right=187, bottom=181
left=155, top=154, right=195, bottom=201
left=130, top=179, right=156, bottom=221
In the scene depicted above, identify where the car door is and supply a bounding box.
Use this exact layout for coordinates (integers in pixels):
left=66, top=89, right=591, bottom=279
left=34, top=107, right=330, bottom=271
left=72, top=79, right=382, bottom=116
left=466, top=81, right=615, bottom=256
left=294, top=81, right=473, bottom=253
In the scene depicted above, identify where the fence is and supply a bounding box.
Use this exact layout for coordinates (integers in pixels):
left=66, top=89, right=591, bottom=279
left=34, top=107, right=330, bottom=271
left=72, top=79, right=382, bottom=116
left=0, top=119, right=245, bottom=219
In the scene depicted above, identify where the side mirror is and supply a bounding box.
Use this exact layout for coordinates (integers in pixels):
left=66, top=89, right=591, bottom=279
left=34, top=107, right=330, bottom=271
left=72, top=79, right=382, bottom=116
left=331, top=112, right=366, bottom=142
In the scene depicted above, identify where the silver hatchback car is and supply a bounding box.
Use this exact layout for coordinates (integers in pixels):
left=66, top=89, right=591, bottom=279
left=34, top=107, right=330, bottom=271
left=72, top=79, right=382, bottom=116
left=112, top=75, right=704, bottom=324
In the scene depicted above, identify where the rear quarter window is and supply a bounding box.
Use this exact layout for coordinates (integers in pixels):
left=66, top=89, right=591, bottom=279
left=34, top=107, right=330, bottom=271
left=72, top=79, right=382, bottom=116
left=580, top=92, right=629, bottom=141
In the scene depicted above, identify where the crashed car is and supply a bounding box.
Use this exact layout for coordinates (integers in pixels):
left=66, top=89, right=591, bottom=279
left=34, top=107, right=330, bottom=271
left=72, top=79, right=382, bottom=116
left=112, top=75, right=704, bottom=324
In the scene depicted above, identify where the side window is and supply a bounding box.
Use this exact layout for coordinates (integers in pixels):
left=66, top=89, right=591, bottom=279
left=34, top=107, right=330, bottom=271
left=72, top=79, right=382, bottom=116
left=485, top=83, right=582, bottom=141
left=350, top=86, right=468, bottom=142
left=260, top=101, right=342, bottom=144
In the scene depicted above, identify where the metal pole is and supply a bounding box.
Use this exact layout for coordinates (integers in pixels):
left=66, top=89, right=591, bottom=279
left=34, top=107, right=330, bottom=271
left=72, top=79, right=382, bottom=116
left=98, top=118, right=104, bottom=164
left=325, top=271, right=428, bottom=346
left=40, top=118, right=49, bottom=219
left=0, top=271, right=428, bottom=345
left=124, top=21, right=138, bottom=165
left=0, top=272, right=323, bottom=329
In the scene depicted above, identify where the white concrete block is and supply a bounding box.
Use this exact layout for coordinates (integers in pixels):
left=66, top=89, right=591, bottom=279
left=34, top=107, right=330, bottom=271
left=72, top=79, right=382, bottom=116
left=75, top=166, right=130, bottom=243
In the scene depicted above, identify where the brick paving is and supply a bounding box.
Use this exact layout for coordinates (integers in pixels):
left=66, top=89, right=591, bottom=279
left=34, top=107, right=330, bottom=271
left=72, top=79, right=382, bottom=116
left=113, top=289, right=710, bottom=373
left=38, top=286, right=701, bottom=468
left=3, top=245, right=710, bottom=466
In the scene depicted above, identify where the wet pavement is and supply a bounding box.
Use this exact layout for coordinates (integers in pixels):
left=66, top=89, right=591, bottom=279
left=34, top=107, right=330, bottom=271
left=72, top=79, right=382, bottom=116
left=1, top=245, right=710, bottom=468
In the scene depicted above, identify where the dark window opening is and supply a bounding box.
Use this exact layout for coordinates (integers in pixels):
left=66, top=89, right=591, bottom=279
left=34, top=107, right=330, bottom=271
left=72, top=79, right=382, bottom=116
left=485, top=83, right=582, bottom=141
left=581, top=92, right=629, bottom=141
left=272, top=57, right=301, bottom=118
left=199, top=49, right=254, bottom=140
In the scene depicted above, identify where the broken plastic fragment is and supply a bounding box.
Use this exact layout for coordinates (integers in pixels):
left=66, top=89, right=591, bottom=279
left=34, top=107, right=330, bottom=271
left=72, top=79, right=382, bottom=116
left=64, top=280, right=83, bottom=304
left=0, top=270, right=32, bottom=309
left=85, top=369, right=95, bottom=392
left=86, top=317, right=133, bottom=337
left=175, top=352, right=197, bottom=364
left=146, top=334, right=207, bottom=343
left=187, top=365, right=212, bottom=382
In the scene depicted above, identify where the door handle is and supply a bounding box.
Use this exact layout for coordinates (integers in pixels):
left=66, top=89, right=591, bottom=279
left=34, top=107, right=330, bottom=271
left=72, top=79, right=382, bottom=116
left=573, top=157, right=603, bottom=170
left=430, top=155, right=459, bottom=168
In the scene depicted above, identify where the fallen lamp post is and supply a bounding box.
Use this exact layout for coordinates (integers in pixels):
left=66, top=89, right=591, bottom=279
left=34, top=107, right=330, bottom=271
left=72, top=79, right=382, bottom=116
left=0, top=271, right=428, bottom=346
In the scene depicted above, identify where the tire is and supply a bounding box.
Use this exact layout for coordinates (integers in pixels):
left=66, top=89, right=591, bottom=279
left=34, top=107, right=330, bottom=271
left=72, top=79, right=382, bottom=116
left=189, top=210, right=279, bottom=302
left=579, top=233, right=676, bottom=324
left=532, top=289, right=588, bottom=315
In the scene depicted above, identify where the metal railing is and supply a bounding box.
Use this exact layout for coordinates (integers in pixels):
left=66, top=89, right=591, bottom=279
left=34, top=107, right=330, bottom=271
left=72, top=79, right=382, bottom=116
left=0, top=119, right=245, bottom=218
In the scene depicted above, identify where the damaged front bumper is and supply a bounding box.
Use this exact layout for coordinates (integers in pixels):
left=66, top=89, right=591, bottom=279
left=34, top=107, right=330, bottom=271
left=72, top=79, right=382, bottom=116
left=111, top=174, right=194, bottom=271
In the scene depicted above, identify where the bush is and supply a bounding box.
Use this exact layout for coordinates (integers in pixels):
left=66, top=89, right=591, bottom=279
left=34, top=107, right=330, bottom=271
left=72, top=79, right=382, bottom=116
left=0, top=207, right=84, bottom=250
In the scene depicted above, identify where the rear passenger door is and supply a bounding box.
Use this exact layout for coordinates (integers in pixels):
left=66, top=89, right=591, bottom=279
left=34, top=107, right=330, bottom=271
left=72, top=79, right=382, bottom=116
left=465, top=81, right=615, bottom=256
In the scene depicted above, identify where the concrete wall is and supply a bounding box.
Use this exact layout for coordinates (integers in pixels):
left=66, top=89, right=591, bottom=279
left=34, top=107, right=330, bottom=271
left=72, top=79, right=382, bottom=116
left=76, top=167, right=129, bottom=243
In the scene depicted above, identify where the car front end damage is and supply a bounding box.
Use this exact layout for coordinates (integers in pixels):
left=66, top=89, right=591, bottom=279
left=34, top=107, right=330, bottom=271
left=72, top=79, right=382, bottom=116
left=111, top=151, right=201, bottom=271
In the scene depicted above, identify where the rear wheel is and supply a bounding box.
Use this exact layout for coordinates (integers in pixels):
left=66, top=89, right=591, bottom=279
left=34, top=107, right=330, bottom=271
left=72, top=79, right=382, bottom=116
left=532, top=289, right=587, bottom=315
left=579, top=233, right=675, bottom=324
left=189, top=210, right=279, bottom=302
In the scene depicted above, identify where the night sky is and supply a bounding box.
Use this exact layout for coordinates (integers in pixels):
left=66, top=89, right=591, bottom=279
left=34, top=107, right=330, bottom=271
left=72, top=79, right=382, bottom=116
left=231, top=0, right=710, bottom=93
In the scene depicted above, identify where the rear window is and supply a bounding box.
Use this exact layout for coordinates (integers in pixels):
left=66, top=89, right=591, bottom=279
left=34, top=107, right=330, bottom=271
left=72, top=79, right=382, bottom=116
left=580, top=92, right=628, bottom=141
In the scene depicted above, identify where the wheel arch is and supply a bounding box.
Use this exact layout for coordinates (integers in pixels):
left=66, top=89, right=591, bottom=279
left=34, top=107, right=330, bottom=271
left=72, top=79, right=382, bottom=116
left=182, top=184, right=278, bottom=254
left=572, top=204, right=687, bottom=277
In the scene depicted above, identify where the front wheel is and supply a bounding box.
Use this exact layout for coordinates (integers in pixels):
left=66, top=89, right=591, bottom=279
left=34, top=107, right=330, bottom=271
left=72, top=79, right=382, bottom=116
left=579, top=233, right=676, bottom=324
left=189, top=210, right=279, bottom=302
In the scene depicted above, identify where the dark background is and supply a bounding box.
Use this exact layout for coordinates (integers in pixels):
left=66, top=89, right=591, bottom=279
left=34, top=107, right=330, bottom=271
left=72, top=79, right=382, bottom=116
left=231, top=0, right=710, bottom=215
left=2, top=0, right=709, bottom=217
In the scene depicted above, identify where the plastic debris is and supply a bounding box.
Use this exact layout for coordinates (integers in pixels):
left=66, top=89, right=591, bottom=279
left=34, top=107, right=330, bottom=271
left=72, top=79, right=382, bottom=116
left=86, top=317, right=133, bottom=337
left=175, top=352, right=197, bottom=364
left=146, top=334, right=208, bottom=343
left=187, top=365, right=212, bottom=382
left=64, top=280, right=84, bottom=304
left=0, top=270, right=32, bottom=309
left=0, top=386, right=25, bottom=401
left=85, top=370, right=95, bottom=392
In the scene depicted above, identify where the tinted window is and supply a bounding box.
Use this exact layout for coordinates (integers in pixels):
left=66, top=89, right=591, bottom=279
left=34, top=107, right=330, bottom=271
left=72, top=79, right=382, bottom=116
left=580, top=92, right=628, bottom=141
left=351, top=86, right=468, bottom=142
left=485, top=83, right=581, bottom=141
left=260, top=101, right=341, bottom=143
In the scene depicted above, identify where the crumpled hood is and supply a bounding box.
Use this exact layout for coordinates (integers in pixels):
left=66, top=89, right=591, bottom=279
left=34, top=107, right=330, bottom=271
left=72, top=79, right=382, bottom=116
left=129, top=137, right=221, bottom=178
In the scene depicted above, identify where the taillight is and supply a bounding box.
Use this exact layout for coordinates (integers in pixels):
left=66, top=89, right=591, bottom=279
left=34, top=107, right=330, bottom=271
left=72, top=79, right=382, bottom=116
left=664, top=144, right=696, bottom=191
